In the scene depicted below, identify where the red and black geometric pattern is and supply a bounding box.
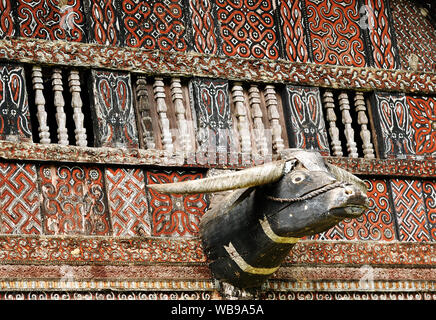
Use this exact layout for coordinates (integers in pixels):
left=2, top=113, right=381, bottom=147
left=0, top=63, right=32, bottom=142
left=304, top=0, right=367, bottom=67
left=282, top=85, right=329, bottom=155
left=145, top=170, right=208, bottom=237
left=40, top=165, right=111, bottom=236
left=422, top=181, right=436, bottom=241
left=89, top=70, right=138, bottom=149
left=278, top=0, right=311, bottom=63
left=371, top=92, right=415, bottom=159
left=390, top=179, right=431, bottom=242
left=313, top=179, right=396, bottom=241
left=0, top=162, right=42, bottom=234
left=86, top=0, right=122, bottom=46
left=216, top=0, right=280, bottom=59
left=407, top=95, right=436, bottom=157
left=362, top=0, right=399, bottom=69
left=120, top=0, right=188, bottom=51
left=390, top=0, right=436, bottom=72
left=0, top=0, right=15, bottom=38
left=187, top=0, right=221, bottom=55
left=105, top=168, right=150, bottom=237
left=16, top=0, right=86, bottom=42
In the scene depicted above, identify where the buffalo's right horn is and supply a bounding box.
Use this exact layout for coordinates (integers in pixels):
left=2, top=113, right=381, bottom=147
left=147, top=160, right=289, bottom=194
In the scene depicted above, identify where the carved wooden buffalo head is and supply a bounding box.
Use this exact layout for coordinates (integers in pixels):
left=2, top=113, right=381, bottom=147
left=148, top=149, right=369, bottom=288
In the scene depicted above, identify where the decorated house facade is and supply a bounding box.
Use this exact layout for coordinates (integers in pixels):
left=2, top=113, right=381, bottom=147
left=0, top=0, right=434, bottom=300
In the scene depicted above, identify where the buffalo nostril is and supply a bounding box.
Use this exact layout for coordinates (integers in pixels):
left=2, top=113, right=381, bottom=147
left=344, top=188, right=354, bottom=195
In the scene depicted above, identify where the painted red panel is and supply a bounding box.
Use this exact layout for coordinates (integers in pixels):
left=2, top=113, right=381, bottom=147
left=279, top=0, right=310, bottom=62
left=390, top=179, right=431, bottom=242
left=120, top=0, right=188, bottom=51
left=188, top=0, right=220, bottom=55
left=0, top=163, right=42, bottom=234
left=16, top=0, right=86, bottom=41
left=216, top=0, right=280, bottom=59
left=407, top=95, right=436, bottom=157
left=313, top=179, right=396, bottom=241
left=422, top=181, right=436, bottom=241
left=105, top=168, right=150, bottom=237
left=146, top=170, right=208, bottom=237
left=40, top=165, right=111, bottom=235
left=363, top=0, right=399, bottom=69
left=305, top=0, right=366, bottom=67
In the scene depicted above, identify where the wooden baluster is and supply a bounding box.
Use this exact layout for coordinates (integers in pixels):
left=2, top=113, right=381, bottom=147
left=52, top=68, right=69, bottom=145
left=338, top=92, right=358, bottom=158
left=232, top=82, right=252, bottom=159
left=136, top=76, right=155, bottom=149
left=68, top=70, right=87, bottom=147
left=248, top=85, right=269, bottom=157
left=264, top=85, right=284, bottom=153
left=153, top=77, right=173, bottom=153
left=354, top=92, right=375, bottom=159
left=170, top=77, right=192, bottom=155
left=322, top=91, right=343, bottom=157
left=32, top=66, right=51, bottom=144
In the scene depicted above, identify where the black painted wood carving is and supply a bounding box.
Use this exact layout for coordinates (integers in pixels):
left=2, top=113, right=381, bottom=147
left=189, top=77, right=236, bottom=162
left=0, top=63, right=32, bottom=142
left=370, top=92, right=415, bottom=159
left=282, top=85, right=329, bottom=155
left=148, top=149, right=369, bottom=288
left=89, top=70, right=139, bottom=148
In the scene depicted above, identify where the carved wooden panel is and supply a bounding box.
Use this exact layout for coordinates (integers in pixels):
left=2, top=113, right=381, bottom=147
left=282, top=85, right=329, bottom=155
left=422, top=181, right=436, bottom=241
left=313, top=179, right=396, bottom=241
left=362, top=0, right=400, bottom=69
left=16, top=0, right=86, bottom=41
left=304, top=0, right=367, bottom=67
left=390, top=179, right=432, bottom=242
left=120, top=0, right=189, bottom=51
left=105, top=168, right=150, bottom=237
left=89, top=70, right=138, bottom=148
left=0, top=163, right=42, bottom=234
left=0, top=0, right=15, bottom=38
left=40, top=165, right=111, bottom=235
left=278, top=0, right=311, bottom=63
left=189, top=78, right=235, bottom=162
left=0, top=63, right=32, bottom=142
left=216, top=0, right=280, bottom=59
left=187, top=0, right=221, bottom=55
left=390, top=0, right=436, bottom=72
left=86, top=0, right=123, bottom=46
left=145, top=169, right=208, bottom=237
left=370, top=92, right=415, bottom=159
left=407, top=95, right=436, bottom=157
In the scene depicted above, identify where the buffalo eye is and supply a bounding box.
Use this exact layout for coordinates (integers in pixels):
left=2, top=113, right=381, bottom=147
left=291, top=172, right=305, bottom=184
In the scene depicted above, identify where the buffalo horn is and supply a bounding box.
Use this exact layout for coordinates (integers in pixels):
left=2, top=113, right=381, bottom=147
left=147, top=160, right=287, bottom=194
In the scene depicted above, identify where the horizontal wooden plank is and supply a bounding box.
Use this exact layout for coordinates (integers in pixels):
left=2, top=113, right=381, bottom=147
left=0, top=141, right=435, bottom=177
left=0, top=235, right=433, bottom=267
left=0, top=38, right=434, bottom=94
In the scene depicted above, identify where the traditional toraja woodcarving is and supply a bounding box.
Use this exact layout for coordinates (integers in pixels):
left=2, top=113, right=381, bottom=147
left=0, top=38, right=434, bottom=94
left=0, top=140, right=434, bottom=177
left=148, top=150, right=369, bottom=288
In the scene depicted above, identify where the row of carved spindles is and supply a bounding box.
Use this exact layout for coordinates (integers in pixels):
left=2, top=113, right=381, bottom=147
left=322, top=90, right=375, bottom=159
left=136, top=77, right=285, bottom=161
left=31, top=66, right=87, bottom=147
left=27, top=67, right=375, bottom=162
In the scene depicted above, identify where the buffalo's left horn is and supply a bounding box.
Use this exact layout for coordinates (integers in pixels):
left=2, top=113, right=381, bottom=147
left=147, top=160, right=288, bottom=194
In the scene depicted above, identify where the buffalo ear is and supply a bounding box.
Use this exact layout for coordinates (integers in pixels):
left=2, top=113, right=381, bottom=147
left=147, top=160, right=289, bottom=195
